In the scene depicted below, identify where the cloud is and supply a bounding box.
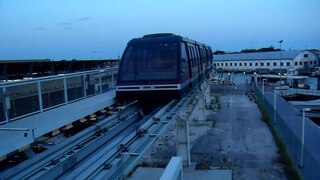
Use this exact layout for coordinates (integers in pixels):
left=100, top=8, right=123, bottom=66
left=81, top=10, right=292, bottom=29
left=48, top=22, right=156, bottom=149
left=59, top=22, right=72, bottom=26
left=35, top=27, right=44, bottom=31
left=78, top=17, right=92, bottom=21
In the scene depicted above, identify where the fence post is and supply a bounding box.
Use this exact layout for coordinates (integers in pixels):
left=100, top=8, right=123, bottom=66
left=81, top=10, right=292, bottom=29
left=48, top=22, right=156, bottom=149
left=63, top=76, right=68, bottom=104
left=37, top=81, right=43, bottom=112
left=2, top=86, right=9, bottom=123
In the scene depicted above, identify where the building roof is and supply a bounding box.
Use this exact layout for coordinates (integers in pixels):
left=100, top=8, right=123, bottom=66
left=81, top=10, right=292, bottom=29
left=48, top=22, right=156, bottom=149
left=213, top=50, right=303, bottom=61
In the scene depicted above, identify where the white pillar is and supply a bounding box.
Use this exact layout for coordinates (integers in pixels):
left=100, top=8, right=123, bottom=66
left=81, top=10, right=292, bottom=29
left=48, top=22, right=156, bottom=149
left=176, top=114, right=191, bottom=166
left=300, top=108, right=310, bottom=167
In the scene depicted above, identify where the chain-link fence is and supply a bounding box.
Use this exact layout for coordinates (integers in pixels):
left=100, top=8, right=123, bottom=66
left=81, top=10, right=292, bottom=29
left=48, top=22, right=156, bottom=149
left=67, top=75, right=85, bottom=102
left=112, top=68, right=118, bottom=88
left=100, top=70, right=113, bottom=93
left=86, top=72, right=100, bottom=96
left=41, top=78, right=65, bottom=109
left=6, top=82, right=40, bottom=120
left=0, top=67, right=118, bottom=124
left=253, top=85, right=320, bottom=179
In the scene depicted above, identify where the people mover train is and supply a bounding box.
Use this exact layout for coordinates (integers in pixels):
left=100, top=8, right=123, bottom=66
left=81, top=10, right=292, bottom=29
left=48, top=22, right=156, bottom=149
left=116, top=33, right=213, bottom=100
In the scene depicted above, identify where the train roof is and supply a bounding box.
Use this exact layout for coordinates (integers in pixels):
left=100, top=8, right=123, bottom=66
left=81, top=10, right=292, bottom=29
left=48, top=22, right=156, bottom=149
left=128, top=33, right=211, bottom=48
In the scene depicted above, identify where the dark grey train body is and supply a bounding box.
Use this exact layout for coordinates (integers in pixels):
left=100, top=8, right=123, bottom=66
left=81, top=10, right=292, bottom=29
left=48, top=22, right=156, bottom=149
left=116, top=33, right=212, bottom=100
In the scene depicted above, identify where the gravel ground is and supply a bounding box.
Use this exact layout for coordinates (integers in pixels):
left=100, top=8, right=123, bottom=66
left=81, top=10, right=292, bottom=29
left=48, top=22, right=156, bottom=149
left=138, top=86, right=287, bottom=179
left=191, top=92, right=287, bottom=179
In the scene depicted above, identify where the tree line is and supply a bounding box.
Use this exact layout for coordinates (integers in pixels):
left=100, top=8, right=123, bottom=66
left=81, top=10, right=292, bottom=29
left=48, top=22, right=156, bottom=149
left=213, top=46, right=280, bottom=55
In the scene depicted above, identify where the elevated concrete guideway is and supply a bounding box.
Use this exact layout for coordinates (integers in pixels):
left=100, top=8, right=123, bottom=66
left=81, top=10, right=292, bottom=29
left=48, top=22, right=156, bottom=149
left=0, top=90, right=116, bottom=157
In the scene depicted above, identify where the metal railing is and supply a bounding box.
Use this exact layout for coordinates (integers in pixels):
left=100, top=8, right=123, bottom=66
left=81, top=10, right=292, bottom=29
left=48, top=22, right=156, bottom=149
left=253, top=85, right=320, bottom=180
left=0, top=67, right=118, bottom=124
left=281, top=88, right=320, bottom=97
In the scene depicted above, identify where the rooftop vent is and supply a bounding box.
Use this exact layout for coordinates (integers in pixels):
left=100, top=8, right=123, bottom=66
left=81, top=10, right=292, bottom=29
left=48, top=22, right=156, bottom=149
left=143, top=33, right=174, bottom=38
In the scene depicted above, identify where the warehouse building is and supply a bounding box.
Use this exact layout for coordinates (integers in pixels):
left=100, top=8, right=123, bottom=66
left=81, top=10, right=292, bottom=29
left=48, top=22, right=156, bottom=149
left=213, top=50, right=319, bottom=73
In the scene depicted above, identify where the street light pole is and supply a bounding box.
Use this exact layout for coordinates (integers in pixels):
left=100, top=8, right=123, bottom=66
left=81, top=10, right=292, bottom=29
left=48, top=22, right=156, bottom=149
left=300, top=108, right=311, bottom=167
left=279, top=40, right=283, bottom=86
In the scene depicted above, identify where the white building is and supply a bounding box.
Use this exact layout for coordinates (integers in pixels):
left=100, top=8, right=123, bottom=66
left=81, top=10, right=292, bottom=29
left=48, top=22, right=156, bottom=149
left=213, top=50, right=319, bottom=72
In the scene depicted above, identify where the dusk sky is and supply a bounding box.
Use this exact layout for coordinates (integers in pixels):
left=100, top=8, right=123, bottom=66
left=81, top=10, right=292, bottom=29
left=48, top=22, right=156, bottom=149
left=0, top=0, right=319, bottom=60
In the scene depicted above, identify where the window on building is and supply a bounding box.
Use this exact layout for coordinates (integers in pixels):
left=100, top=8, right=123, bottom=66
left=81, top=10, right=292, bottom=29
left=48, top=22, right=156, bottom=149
left=287, top=62, right=290, bottom=66
left=249, top=63, right=252, bottom=66
left=299, top=62, right=302, bottom=65
left=310, top=61, right=313, bottom=65
left=239, top=63, right=242, bottom=66
left=213, top=63, right=216, bottom=66
left=255, top=62, right=258, bottom=66
left=244, top=63, right=247, bottom=66
left=267, top=62, right=270, bottom=66
left=261, top=62, right=264, bottom=66
left=295, top=62, right=298, bottom=66
left=273, top=62, right=277, bottom=66
left=304, top=54, right=308, bottom=58
left=235, top=63, right=237, bottom=66
left=314, top=61, right=317, bottom=65
left=225, top=63, right=228, bottom=66
left=230, top=63, right=232, bottom=66
left=280, top=62, right=283, bottom=66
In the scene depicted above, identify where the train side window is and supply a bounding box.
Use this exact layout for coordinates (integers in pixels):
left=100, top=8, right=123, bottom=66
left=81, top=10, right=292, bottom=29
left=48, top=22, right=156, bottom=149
left=181, top=43, right=188, bottom=76
left=189, top=47, right=195, bottom=67
left=191, top=47, right=197, bottom=67
left=195, top=47, right=200, bottom=62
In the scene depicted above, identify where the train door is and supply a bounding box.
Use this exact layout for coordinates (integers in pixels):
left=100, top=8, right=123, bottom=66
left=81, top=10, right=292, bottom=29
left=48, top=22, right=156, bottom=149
left=190, top=46, right=199, bottom=84
left=188, top=43, right=198, bottom=86
left=185, top=43, right=194, bottom=86
left=201, top=47, right=207, bottom=74
left=194, top=45, right=202, bottom=81
left=180, top=42, right=190, bottom=86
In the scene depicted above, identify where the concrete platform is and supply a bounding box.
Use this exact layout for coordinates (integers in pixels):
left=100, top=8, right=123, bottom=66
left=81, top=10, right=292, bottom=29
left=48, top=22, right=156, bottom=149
left=127, top=167, right=232, bottom=180
left=0, top=90, right=116, bottom=157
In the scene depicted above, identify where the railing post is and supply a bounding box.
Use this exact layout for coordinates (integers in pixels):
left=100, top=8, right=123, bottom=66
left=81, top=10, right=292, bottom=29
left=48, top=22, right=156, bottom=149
left=37, top=81, right=43, bottom=112
left=2, top=86, right=9, bottom=123
left=99, top=71, right=102, bottom=94
left=111, top=68, right=114, bottom=89
left=63, top=76, right=68, bottom=104
left=83, top=73, right=87, bottom=98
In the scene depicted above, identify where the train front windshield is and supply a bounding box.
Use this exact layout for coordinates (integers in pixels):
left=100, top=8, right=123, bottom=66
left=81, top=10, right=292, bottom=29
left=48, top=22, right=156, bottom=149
left=118, top=42, right=178, bottom=83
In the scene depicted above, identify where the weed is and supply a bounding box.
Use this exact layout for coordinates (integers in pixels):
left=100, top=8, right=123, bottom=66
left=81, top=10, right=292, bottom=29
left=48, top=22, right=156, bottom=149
left=254, top=97, right=301, bottom=180
left=211, top=119, right=216, bottom=128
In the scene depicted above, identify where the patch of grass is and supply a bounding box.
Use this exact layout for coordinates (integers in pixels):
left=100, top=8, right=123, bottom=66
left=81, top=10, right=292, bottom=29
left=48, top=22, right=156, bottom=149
left=127, top=164, right=140, bottom=177
left=211, top=119, right=216, bottom=128
left=140, top=161, right=151, bottom=167
left=254, top=97, right=301, bottom=180
left=196, top=159, right=211, bottom=170
left=214, top=95, right=220, bottom=104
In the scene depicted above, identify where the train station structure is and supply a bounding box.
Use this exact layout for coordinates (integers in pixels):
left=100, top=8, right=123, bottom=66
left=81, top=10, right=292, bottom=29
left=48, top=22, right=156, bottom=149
left=0, top=59, right=119, bottom=82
